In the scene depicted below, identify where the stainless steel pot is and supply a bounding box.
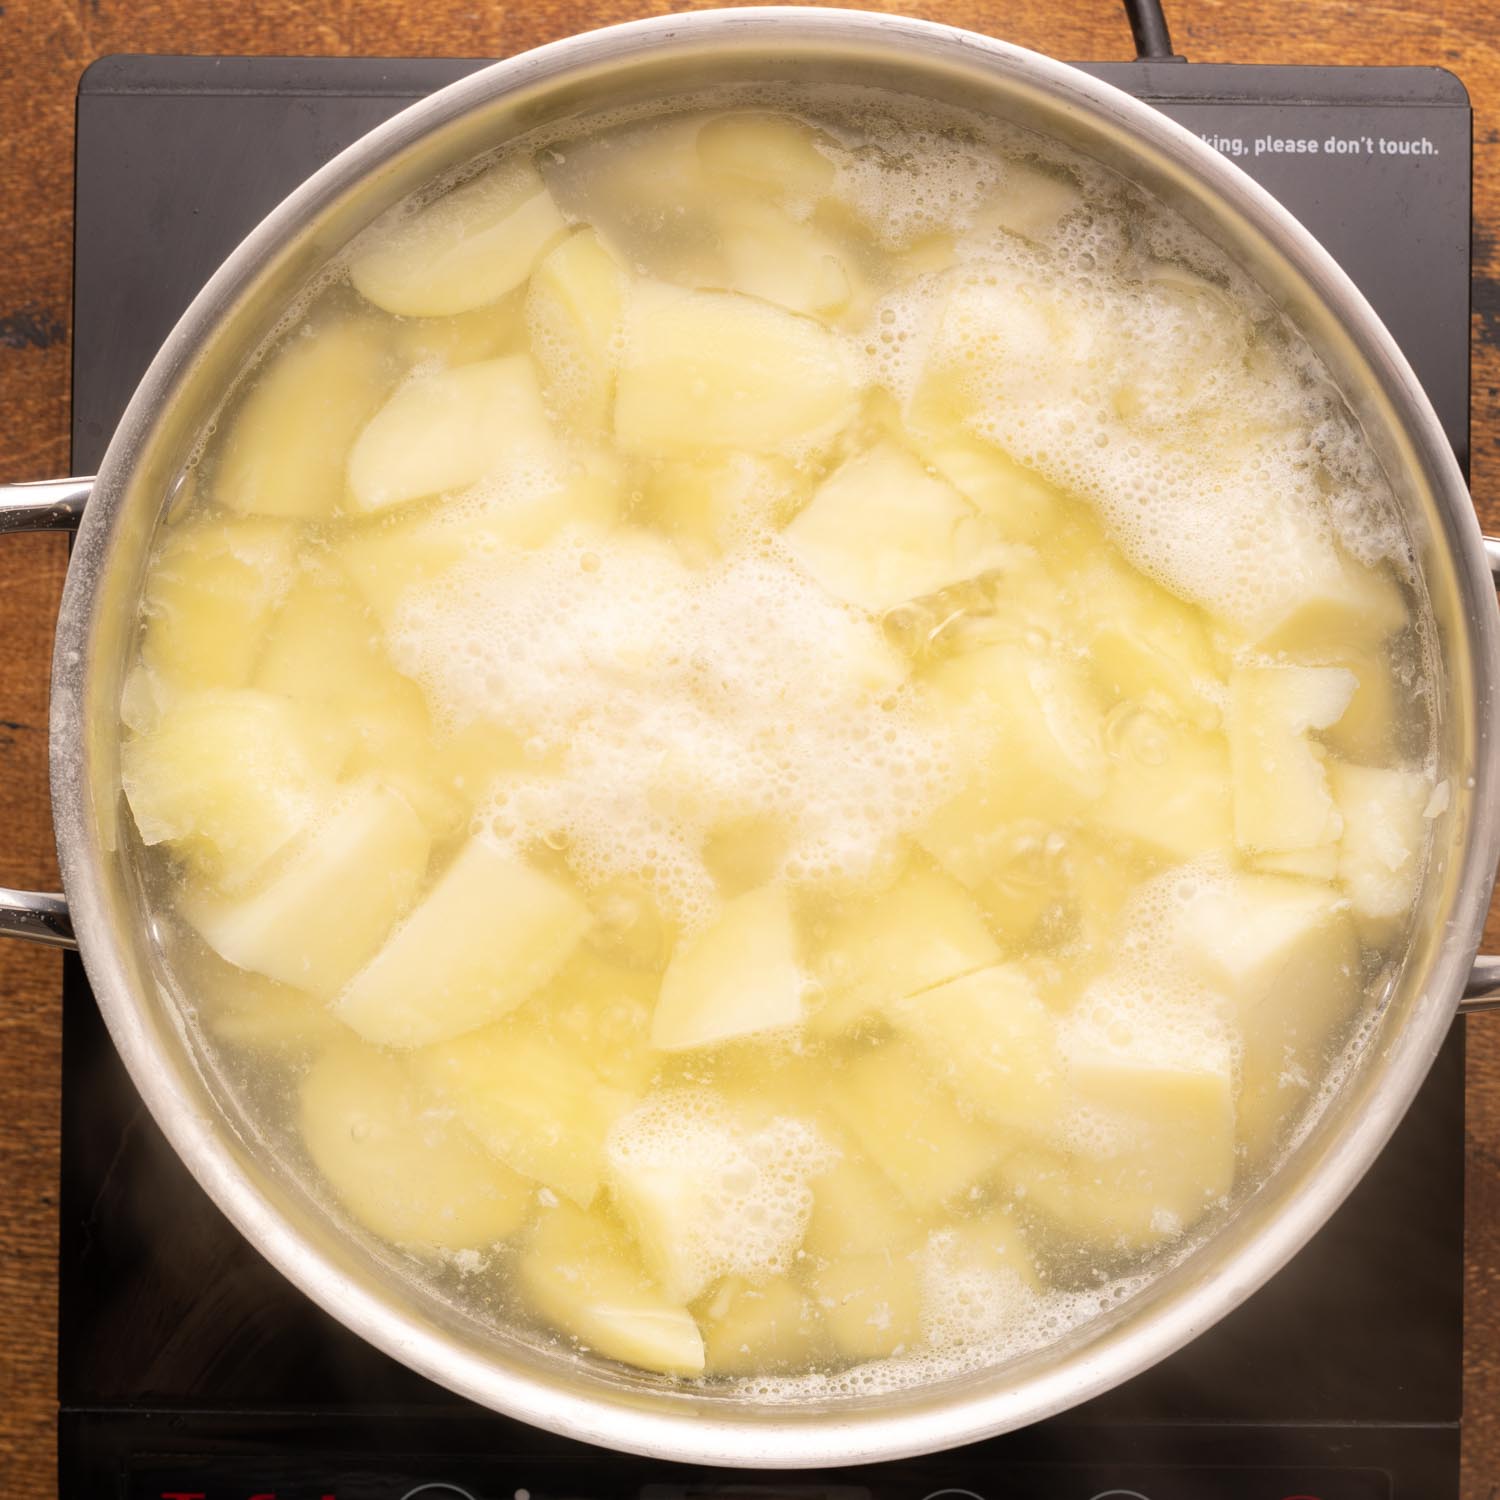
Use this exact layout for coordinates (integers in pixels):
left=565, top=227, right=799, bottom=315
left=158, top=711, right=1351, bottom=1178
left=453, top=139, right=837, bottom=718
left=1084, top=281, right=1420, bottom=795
left=3, top=7, right=1499, bottom=1468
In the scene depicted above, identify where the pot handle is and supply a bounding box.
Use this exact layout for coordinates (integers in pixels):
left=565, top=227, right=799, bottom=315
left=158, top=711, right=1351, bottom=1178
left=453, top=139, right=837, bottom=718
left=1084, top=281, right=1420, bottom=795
left=1459, top=535, right=1500, bottom=1012
left=0, top=477, right=90, bottom=950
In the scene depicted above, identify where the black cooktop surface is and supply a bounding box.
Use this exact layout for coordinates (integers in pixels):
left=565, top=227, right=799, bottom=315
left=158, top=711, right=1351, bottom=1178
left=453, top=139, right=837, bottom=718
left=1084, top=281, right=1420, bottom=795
left=62, top=54, right=1472, bottom=1500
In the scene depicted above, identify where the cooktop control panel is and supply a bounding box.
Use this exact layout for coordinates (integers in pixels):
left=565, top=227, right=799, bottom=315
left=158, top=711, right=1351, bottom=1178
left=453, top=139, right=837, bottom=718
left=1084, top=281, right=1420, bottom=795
left=125, top=1462, right=1391, bottom=1499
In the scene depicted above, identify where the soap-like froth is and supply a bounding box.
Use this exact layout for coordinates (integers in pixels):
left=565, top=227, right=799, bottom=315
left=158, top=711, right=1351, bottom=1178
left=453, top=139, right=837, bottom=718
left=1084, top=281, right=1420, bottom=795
left=389, top=530, right=953, bottom=924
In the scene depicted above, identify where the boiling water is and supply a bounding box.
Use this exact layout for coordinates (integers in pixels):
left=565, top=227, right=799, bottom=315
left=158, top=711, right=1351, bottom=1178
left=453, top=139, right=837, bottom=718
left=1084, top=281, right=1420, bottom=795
left=122, top=87, right=1440, bottom=1392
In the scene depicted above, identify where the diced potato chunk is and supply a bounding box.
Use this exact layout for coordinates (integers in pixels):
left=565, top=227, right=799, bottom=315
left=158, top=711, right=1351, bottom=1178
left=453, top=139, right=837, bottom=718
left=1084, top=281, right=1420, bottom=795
left=519, top=1202, right=705, bottom=1377
left=907, top=427, right=1063, bottom=545
left=1229, top=665, right=1356, bottom=851
left=1095, top=712, right=1232, bottom=862
left=535, top=949, right=659, bottom=1094
left=412, top=1019, right=635, bottom=1207
left=974, top=158, right=1084, bottom=241
left=826, top=1042, right=1007, bottom=1211
left=1011, top=1004, right=1237, bottom=1246
left=886, top=964, right=1065, bottom=1133
left=526, top=228, right=628, bottom=435
left=709, top=199, right=862, bottom=323
left=122, top=688, right=348, bottom=891
left=645, top=452, right=804, bottom=563
left=912, top=813, right=1064, bottom=948
left=605, top=1090, right=830, bottom=1303
left=811, top=864, right=1001, bottom=1035
left=699, top=1276, right=825, bottom=1376
left=614, top=282, right=860, bottom=456
left=652, top=885, right=804, bottom=1051
left=803, top=1150, right=921, bottom=1262
left=811, top=1249, right=923, bottom=1360
left=1319, top=646, right=1399, bottom=763
left=184, top=778, right=430, bottom=996
left=300, top=1041, right=531, bottom=1251
left=336, top=835, right=592, bottom=1048
left=350, top=159, right=568, bottom=317
left=1065, top=547, right=1222, bottom=728
left=1254, top=551, right=1409, bottom=655
left=697, top=112, right=837, bottom=202
left=254, top=567, right=479, bottom=837
left=392, top=290, right=523, bottom=368
left=783, top=439, right=1014, bottom=614
left=346, top=355, right=559, bottom=512
left=925, top=643, right=1106, bottom=827
left=216, top=319, right=391, bottom=518
left=139, top=514, right=296, bottom=699
left=335, top=456, right=621, bottom=629
left=1171, top=871, right=1360, bottom=1160
left=1331, top=761, right=1431, bottom=923
left=183, top=950, right=342, bottom=1053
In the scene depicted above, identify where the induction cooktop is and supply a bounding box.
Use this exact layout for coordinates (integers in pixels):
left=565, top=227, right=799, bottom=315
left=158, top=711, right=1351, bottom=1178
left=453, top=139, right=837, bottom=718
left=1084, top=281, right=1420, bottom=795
left=61, top=51, right=1472, bottom=1500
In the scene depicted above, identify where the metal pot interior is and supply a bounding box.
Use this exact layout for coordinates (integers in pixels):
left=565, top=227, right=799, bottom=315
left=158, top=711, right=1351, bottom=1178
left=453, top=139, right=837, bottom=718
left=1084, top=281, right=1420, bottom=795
left=48, top=9, right=1500, bottom=1466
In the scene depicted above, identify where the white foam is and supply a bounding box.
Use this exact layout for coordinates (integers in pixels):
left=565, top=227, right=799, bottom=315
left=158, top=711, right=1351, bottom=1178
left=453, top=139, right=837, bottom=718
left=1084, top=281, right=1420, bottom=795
left=390, top=530, right=954, bottom=926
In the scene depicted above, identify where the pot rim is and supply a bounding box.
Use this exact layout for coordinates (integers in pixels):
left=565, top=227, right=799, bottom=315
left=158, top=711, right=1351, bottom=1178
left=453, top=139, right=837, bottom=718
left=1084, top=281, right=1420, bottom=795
left=48, top=7, right=1500, bottom=1467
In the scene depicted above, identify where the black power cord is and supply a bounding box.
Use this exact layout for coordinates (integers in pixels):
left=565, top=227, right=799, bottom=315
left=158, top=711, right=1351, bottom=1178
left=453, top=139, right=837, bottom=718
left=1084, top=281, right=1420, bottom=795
left=1122, top=0, right=1186, bottom=61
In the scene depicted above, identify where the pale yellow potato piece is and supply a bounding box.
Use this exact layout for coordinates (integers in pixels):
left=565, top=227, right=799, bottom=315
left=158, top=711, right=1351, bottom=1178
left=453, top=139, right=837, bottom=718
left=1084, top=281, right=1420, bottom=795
left=1251, top=844, right=1342, bottom=881
left=907, top=426, right=1063, bottom=545
left=652, top=884, right=804, bottom=1051
left=1331, top=761, right=1432, bottom=923
left=699, top=1276, right=825, bottom=1376
left=392, top=289, right=524, bottom=367
left=1066, top=547, right=1222, bottom=729
left=300, top=1041, right=531, bottom=1252
left=826, top=1042, right=1008, bottom=1211
left=973, top=158, right=1084, bottom=241
left=1228, top=665, right=1357, bottom=852
left=803, top=1149, right=921, bottom=1262
left=412, top=1020, right=635, bottom=1207
left=536, top=948, right=659, bottom=1094
left=350, top=159, right=568, bottom=317
left=1011, top=1014, right=1236, bottom=1247
left=1254, top=551, right=1409, bottom=655
left=614, top=281, right=860, bottom=456
left=122, top=688, right=348, bottom=891
left=1171, top=870, right=1361, bottom=1160
left=184, top=778, right=430, bottom=996
left=925, top=642, right=1107, bottom=827
left=810, top=1249, right=923, bottom=1360
left=605, top=1092, right=830, bottom=1303
left=347, top=354, right=560, bottom=512
left=185, top=952, right=342, bottom=1054
left=886, top=964, right=1065, bottom=1134
left=336, top=835, right=592, bottom=1048
left=645, top=452, right=804, bottom=563
left=1095, top=713, right=1232, bottom=862
left=519, top=1202, right=705, bottom=1377
left=1319, top=646, right=1399, bottom=763
left=253, top=567, right=479, bottom=837
left=217, top=319, right=391, bottom=519
left=811, top=863, right=1001, bottom=1035
left=526, top=228, right=628, bottom=435
left=336, top=460, right=621, bottom=629
left=139, top=514, right=296, bottom=700
left=697, top=112, right=837, bottom=202
left=784, top=440, right=1014, bottom=614
left=709, top=198, right=862, bottom=323
left=912, top=813, right=1064, bottom=949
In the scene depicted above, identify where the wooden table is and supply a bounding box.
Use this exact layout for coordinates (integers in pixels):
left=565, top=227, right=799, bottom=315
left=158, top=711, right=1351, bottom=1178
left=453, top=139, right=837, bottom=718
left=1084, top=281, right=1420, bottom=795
left=2, top=1, right=1498, bottom=1493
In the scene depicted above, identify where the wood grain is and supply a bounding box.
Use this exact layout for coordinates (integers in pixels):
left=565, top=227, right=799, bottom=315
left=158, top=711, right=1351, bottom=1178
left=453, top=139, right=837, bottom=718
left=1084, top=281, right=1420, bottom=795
left=2, top=1, right=1497, bottom=1495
